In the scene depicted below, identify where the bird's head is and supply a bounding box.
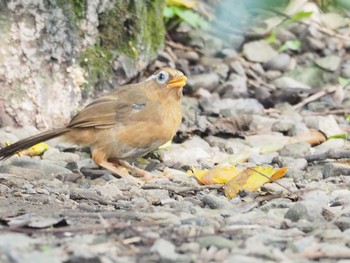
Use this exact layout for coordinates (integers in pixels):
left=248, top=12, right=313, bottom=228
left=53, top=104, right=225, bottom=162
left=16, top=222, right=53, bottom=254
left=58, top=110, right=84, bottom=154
left=146, top=68, right=187, bottom=93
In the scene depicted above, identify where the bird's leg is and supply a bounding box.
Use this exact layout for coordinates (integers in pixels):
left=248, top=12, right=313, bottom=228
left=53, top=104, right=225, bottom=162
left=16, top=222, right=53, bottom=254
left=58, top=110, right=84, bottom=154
left=92, top=150, right=143, bottom=185
left=116, top=160, right=153, bottom=180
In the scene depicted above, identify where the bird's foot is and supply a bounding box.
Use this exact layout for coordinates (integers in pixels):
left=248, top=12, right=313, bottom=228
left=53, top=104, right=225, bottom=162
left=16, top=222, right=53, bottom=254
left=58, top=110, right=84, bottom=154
left=117, top=160, right=153, bottom=181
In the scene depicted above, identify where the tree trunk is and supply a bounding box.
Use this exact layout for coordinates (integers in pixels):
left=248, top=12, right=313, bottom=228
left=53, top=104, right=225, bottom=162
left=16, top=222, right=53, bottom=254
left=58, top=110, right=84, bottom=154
left=0, top=0, right=165, bottom=129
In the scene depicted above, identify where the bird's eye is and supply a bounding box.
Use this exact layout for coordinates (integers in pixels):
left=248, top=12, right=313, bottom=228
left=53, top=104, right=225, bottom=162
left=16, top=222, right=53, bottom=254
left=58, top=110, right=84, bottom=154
left=156, top=71, right=169, bottom=84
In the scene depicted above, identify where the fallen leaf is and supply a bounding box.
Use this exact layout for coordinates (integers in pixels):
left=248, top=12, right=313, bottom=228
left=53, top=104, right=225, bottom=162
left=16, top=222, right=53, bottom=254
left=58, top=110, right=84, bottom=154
left=292, top=129, right=326, bottom=145
left=18, top=142, right=49, bottom=157
left=191, top=166, right=243, bottom=185
left=224, top=166, right=288, bottom=199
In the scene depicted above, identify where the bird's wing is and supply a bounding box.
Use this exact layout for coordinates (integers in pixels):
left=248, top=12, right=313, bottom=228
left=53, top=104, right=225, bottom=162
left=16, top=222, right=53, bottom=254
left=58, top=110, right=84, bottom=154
left=67, top=86, right=161, bottom=129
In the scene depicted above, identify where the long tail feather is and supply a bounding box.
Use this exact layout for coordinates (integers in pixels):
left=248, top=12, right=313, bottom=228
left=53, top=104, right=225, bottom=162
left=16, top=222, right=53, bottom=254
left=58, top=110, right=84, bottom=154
left=0, top=128, right=69, bottom=160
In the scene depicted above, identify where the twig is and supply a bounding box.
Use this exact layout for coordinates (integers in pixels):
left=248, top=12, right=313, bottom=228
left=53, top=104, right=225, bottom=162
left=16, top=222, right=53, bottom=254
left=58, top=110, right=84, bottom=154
left=302, top=109, right=350, bottom=116
left=246, top=167, right=301, bottom=200
left=165, top=40, right=202, bottom=54
left=292, top=86, right=338, bottom=110
left=305, top=149, right=350, bottom=162
left=142, top=183, right=224, bottom=194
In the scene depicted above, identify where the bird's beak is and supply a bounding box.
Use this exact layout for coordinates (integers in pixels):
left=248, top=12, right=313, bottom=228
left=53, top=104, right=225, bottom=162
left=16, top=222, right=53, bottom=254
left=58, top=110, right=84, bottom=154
left=167, top=76, right=187, bottom=89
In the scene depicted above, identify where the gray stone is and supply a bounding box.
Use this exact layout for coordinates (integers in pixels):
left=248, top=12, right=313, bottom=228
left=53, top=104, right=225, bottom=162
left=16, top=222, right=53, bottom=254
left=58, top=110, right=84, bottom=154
left=259, top=198, right=293, bottom=212
left=278, top=157, right=308, bottom=171
left=202, top=194, right=233, bottom=209
left=314, top=138, right=345, bottom=152
left=307, top=36, right=326, bottom=50
left=161, top=136, right=212, bottom=167
left=290, top=236, right=315, bottom=253
left=271, top=120, right=295, bottom=133
left=42, top=148, right=80, bottom=163
left=302, top=190, right=329, bottom=207
left=323, top=163, right=350, bottom=178
left=242, top=40, right=278, bottom=63
left=251, top=63, right=265, bottom=76
left=150, top=238, right=180, bottom=261
left=218, top=48, right=238, bottom=59
left=187, top=73, right=220, bottom=92
left=335, top=217, right=350, bottom=231
left=279, top=142, right=311, bottom=158
left=214, top=63, right=229, bottom=79
left=264, top=53, right=291, bottom=72
left=10, top=157, right=72, bottom=176
left=224, top=255, right=272, bottom=263
left=197, top=235, right=237, bottom=249
left=315, top=55, right=341, bottom=72
left=218, top=74, right=248, bottom=98
left=272, top=76, right=310, bottom=89
left=229, top=61, right=245, bottom=76
left=284, top=200, right=324, bottom=222
left=341, top=61, right=350, bottom=78
left=248, top=152, right=278, bottom=165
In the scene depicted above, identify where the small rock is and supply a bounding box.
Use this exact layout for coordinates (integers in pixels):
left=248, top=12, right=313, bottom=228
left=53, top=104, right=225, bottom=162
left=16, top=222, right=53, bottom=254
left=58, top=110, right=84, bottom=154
left=218, top=48, right=238, bottom=59
left=307, top=36, right=326, bottom=50
left=279, top=142, right=311, bottom=158
left=229, top=61, right=245, bottom=76
left=271, top=119, right=295, bottom=133
left=218, top=74, right=247, bottom=98
left=10, top=157, right=72, bottom=176
left=315, top=55, right=341, bottom=72
left=335, top=217, right=350, bottom=231
left=323, top=163, right=350, bottom=178
left=272, top=76, right=311, bottom=89
left=248, top=152, right=278, bottom=165
left=341, top=61, right=350, bottom=78
left=284, top=200, right=324, bottom=222
left=187, top=73, right=220, bottom=92
left=242, top=40, right=278, bottom=63
left=197, top=235, right=237, bottom=249
left=264, top=53, right=291, bottom=72
left=314, top=138, right=345, bottom=152
left=150, top=238, right=181, bottom=261
left=161, top=136, right=212, bottom=167
left=202, top=194, right=233, bottom=209
left=42, top=148, right=80, bottom=163
left=291, top=236, right=315, bottom=253
left=276, top=157, right=308, bottom=171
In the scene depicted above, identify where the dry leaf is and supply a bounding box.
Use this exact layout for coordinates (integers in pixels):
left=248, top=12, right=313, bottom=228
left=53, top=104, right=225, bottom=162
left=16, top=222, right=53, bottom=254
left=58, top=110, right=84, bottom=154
left=191, top=166, right=243, bottom=185
left=224, top=166, right=288, bottom=199
left=18, top=142, right=49, bottom=157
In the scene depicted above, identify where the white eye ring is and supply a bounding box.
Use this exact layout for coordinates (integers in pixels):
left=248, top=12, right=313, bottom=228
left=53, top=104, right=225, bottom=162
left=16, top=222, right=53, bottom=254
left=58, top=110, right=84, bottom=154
left=156, top=71, right=169, bottom=85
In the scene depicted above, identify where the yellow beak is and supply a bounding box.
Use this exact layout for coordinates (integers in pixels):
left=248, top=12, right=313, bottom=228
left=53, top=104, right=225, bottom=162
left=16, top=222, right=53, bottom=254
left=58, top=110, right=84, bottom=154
left=167, top=76, right=187, bottom=89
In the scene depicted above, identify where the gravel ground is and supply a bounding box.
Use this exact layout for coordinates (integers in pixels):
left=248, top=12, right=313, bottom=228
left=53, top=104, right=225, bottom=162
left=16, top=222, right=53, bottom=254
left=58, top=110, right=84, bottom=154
left=2, top=2, right=350, bottom=263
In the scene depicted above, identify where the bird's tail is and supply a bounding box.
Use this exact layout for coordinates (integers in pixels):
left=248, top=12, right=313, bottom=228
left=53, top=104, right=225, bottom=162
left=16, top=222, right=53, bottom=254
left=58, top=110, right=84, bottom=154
left=0, top=127, right=69, bottom=160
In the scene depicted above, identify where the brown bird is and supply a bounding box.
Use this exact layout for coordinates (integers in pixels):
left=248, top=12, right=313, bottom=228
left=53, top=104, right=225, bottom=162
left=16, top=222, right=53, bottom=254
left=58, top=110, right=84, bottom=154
left=0, top=68, right=187, bottom=182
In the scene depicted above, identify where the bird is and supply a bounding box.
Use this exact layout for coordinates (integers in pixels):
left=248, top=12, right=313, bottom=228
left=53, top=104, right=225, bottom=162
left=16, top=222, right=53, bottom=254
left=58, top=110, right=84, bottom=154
left=0, top=68, right=187, bottom=183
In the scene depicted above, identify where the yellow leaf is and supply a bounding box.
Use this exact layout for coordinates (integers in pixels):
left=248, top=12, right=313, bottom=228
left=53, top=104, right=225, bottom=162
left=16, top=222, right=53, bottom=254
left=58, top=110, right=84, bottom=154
left=167, top=0, right=198, bottom=8
left=18, top=142, right=49, bottom=157
left=224, top=166, right=288, bottom=199
left=190, top=165, right=243, bottom=185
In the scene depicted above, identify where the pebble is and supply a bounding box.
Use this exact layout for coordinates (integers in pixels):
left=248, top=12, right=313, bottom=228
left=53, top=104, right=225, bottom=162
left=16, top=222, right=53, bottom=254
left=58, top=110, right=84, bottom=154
left=323, top=163, right=350, bottom=178
left=264, top=53, right=291, bottom=72
left=279, top=142, right=311, bottom=158
left=202, top=194, right=234, bottom=209
left=187, top=73, right=220, bottom=93
left=218, top=74, right=248, bottom=98
left=242, top=40, right=278, bottom=63
left=315, top=55, right=341, bottom=72
left=150, top=239, right=184, bottom=262
left=284, top=200, right=324, bottom=222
